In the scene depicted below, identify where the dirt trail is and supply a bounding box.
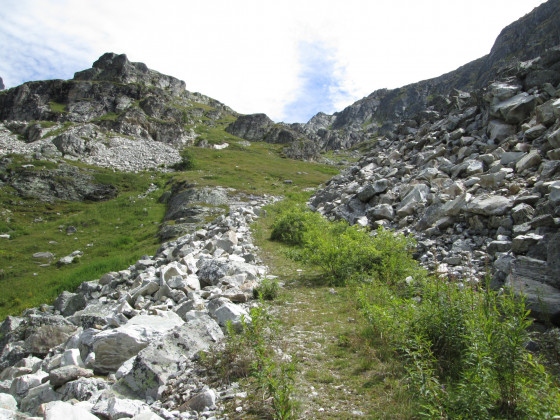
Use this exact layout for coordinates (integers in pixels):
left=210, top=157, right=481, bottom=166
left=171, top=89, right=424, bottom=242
left=268, top=279, right=411, bottom=419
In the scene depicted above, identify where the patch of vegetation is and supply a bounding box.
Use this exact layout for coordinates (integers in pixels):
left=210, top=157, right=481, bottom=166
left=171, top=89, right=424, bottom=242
left=35, top=121, right=57, bottom=128
left=201, top=303, right=297, bottom=419
left=273, top=198, right=417, bottom=286
left=172, top=144, right=338, bottom=195
left=171, top=149, right=196, bottom=171
left=48, top=101, right=67, bottom=113
left=0, top=161, right=167, bottom=319
left=94, top=112, right=120, bottom=122
left=251, top=195, right=413, bottom=418
left=264, top=194, right=560, bottom=419
left=42, top=121, right=74, bottom=138
left=253, top=277, right=280, bottom=301
left=2, top=154, right=60, bottom=172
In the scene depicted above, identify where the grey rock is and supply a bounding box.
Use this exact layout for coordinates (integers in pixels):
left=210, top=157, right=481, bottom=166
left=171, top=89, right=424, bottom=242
left=19, top=382, right=60, bottom=415
left=511, top=203, right=535, bottom=225
left=491, top=92, right=536, bottom=124
left=550, top=128, right=560, bottom=149
left=0, top=393, right=17, bottom=411
left=536, top=99, right=559, bottom=126
left=487, top=120, right=516, bottom=141
left=524, top=123, right=547, bottom=140
left=32, top=252, right=54, bottom=260
left=225, top=113, right=274, bottom=141
left=467, top=195, right=513, bottom=216
left=357, top=179, right=388, bottom=202
left=487, top=240, right=512, bottom=255
left=122, top=315, right=223, bottom=399
left=500, top=151, right=525, bottom=166
left=92, top=395, right=149, bottom=420
left=132, top=411, right=165, bottom=420
left=10, top=371, right=49, bottom=398
left=207, top=298, right=250, bottom=329
left=396, top=184, right=430, bottom=217
left=25, top=324, right=78, bottom=356
left=367, top=204, right=394, bottom=221
left=48, top=366, right=94, bottom=388
left=59, top=376, right=108, bottom=402
left=515, top=150, right=541, bottom=172
left=512, top=233, right=543, bottom=254
left=180, top=388, right=216, bottom=412
left=506, top=263, right=560, bottom=324
left=53, top=291, right=87, bottom=317
left=43, top=400, right=99, bottom=420
left=91, top=313, right=183, bottom=374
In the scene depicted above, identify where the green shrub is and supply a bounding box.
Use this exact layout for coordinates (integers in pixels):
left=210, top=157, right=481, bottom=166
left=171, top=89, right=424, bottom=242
left=285, top=215, right=418, bottom=286
left=172, top=148, right=196, bottom=171
left=270, top=205, right=322, bottom=246
left=253, top=277, right=280, bottom=300
left=357, top=275, right=560, bottom=418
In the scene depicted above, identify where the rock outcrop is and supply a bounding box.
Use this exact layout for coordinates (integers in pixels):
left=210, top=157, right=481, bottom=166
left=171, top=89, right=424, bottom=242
left=0, top=158, right=117, bottom=202
left=0, top=198, right=272, bottom=418
left=0, top=77, right=4, bottom=91
left=0, top=53, right=238, bottom=172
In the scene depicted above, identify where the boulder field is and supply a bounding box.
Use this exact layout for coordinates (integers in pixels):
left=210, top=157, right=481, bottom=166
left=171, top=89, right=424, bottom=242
left=0, top=198, right=272, bottom=419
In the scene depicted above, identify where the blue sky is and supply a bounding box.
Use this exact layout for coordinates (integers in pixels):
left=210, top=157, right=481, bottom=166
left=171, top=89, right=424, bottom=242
left=0, top=0, right=548, bottom=123
left=283, top=41, right=350, bottom=123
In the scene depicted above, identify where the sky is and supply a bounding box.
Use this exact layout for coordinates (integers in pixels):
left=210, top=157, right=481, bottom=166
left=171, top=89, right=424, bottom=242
left=0, top=0, right=549, bottom=123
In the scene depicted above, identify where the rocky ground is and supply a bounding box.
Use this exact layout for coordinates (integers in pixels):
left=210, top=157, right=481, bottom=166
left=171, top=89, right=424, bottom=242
left=0, top=196, right=275, bottom=419
left=308, top=54, right=560, bottom=325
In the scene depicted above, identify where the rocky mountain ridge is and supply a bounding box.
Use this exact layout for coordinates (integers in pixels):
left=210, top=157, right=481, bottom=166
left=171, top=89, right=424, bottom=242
left=227, top=0, right=560, bottom=154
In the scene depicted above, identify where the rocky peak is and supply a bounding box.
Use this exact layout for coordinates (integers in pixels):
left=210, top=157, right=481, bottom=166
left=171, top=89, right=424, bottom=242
left=0, top=76, right=4, bottom=91
left=73, top=52, right=186, bottom=95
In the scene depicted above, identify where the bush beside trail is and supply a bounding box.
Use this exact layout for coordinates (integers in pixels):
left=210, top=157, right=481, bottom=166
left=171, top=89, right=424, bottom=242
left=267, top=195, right=560, bottom=419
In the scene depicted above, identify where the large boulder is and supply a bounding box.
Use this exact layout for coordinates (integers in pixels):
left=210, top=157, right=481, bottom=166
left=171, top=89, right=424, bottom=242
left=91, top=313, right=184, bottom=374
left=121, top=315, right=223, bottom=400
left=490, top=93, right=536, bottom=124
left=225, top=113, right=274, bottom=141
left=43, top=400, right=99, bottom=420
left=467, top=195, right=513, bottom=216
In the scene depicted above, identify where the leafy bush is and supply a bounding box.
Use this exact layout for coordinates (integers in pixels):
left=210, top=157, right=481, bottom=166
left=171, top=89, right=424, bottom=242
left=357, top=276, right=560, bottom=418
left=253, top=277, right=280, bottom=300
left=276, top=204, right=418, bottom=286
left=270, top=204, right=322, bottom=246
left=172, top=148, right=196, bottom=171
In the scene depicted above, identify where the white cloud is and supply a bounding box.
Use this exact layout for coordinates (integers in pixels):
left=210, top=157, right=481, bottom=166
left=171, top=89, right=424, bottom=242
left=0, top=0, right=548, bottom=122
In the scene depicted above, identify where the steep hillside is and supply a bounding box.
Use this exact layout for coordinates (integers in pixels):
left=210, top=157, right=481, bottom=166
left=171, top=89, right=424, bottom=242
left=309, top=50, right=560, bottom=324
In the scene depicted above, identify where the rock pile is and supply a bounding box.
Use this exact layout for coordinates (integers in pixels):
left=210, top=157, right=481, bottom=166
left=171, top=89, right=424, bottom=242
left=309, top=51, right=560, bottom=325
left=0, top=199, right=271, bottom=419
